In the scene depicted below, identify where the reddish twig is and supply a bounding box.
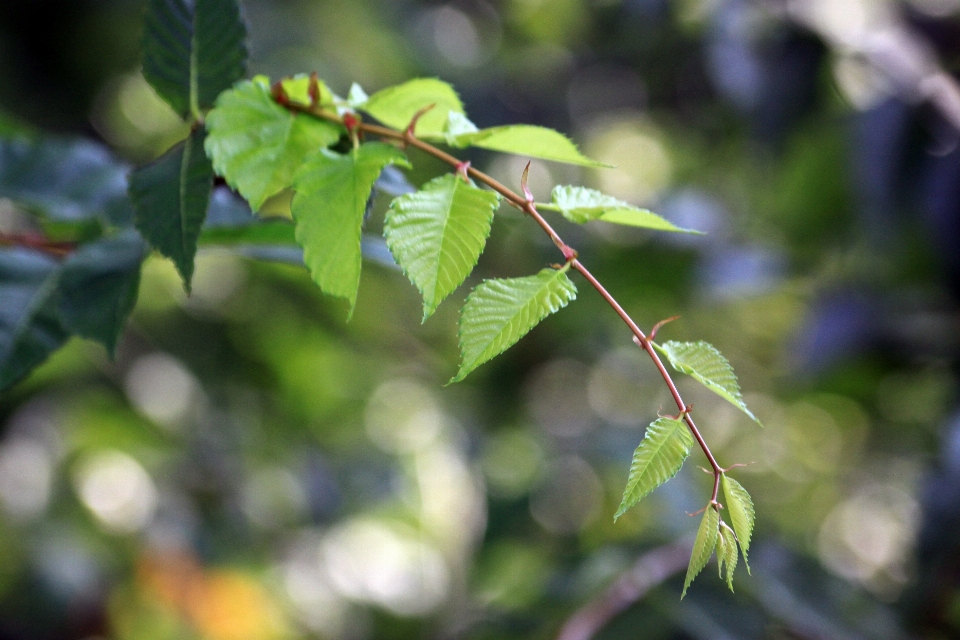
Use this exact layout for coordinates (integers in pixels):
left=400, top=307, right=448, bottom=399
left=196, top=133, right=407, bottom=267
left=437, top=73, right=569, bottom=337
left=284, top=101, right=725, bottom=499
left=0, top=232, right=74, bottom=258
left=555, top=542, right=691, bottom=640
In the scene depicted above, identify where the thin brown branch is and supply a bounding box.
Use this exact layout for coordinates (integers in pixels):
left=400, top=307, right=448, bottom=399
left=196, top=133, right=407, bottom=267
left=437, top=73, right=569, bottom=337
left=555, top=542, right=692, bottom=640
left=0, top=232, right=73, bottom=258
left=287, top=101, right=725, bottom=489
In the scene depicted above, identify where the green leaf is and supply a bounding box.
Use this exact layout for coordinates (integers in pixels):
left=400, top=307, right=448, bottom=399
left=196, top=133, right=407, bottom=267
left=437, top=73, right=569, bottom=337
left=57, top=232, right=145, bottom=357
left=0, top=138, right=128, bottom=223
left=363, top=78, right=464, bottom=138
left=0, top=248, right=69, bottom=391
left=453, top=125, right=611, bottom=168
left=385, top=174, right=500, bottom=321
left=655, top=341, right=761, bottom=425
left=542, top=185, right=700, bottom=233
left=722, top=474, right=755, bottom=572
left=717, top=522, right=738, bottom=591
left=682, top=506, right=719, bottom=599
left=204, top=77, right=344, bottom=211
left=142, top=0, right=247, bottom=119
left=614, top=417, right=694, bottom=520
left=291, top=143, right=410, bottom=316
left=130, top=128, right=213, bottom=291
left=280, top=74, right=334, bottom=108
left=452, top=268, right=576, bottom=383
left=443, top=112, right=480, bottom=146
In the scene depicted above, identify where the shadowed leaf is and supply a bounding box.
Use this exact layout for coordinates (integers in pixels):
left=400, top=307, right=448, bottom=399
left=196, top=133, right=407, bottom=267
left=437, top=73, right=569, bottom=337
left=130, top=128, right=213, bottom=290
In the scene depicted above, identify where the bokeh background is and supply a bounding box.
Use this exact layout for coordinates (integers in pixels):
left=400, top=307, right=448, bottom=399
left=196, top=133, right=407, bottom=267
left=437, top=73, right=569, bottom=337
left=2, top=0, right=960, bottom=638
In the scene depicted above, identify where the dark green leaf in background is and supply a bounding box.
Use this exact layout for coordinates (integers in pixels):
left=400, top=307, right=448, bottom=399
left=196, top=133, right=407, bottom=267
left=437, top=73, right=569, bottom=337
left=130, top=128, right=213, bottom=291
left=0, top=248, right=69, bottom=391
left=204, top=77, right=343, bottom=211
left=0, top=138, right=128, bottom=223
left=57, top=232, right=145, bottom=357
left=291, top=143, right=410, bottom=316
left=142, top=0, right=247, bottom=119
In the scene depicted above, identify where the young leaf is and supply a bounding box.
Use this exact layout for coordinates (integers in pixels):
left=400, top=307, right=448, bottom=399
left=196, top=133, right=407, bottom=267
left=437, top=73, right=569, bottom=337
left=722, top=474, right=755, bottom=572
left=130, top=128, right=213, bottom=290
left=615, top=417, right=694, bottom=520
left=718, top=522, right=738, bottom=591
left=682, top=505, right=719, bottom=599
left=362, top=78, right=465, bottom=138
left=280, top=74, right=335, bottom=108
left=452, top=125, right=611, bottom=168
left=347, top=83, right=369, bottom=108
left=443, top=112, right=480, bottom=146
left=0, top=248, right=69, bottom=391
left=57, top=232, right=145, bottom=357
left=655, top=341, right=761, bottom=425
left=142, top=0, right=247, bottom=119
left=542, top=185, right=700, bottom=233
left=385, top=174, right=500, bottom=321
left=451, top=268, right=576, bottom=383
left=291, top=143, right=410, bottom=316
left=204, top=77, right=343, bottom=211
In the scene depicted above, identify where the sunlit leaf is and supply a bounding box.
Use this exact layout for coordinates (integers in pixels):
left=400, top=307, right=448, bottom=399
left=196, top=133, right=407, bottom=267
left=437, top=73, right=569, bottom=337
left=722, top=474, right=755, bottom=572
left=129, top=128, right=213, bottom=290
left=655, top=341, right=761, bottom=425
left=452, top=268, right=576, bottom=383
left=57, top=231, right=145, bottom=357
left=615, top=417, right=694, bottom=520
left=363, top=78, right=464, bottom=138
left=291, top=143, right=409, bottom=316
left=385, top=173, right=499, bottom=321
left=682, top=505, right=719, bottom=599
left=541, top=185, right=700, bottom=233
left=717, top=522, right=738, bottom=591
left=279, top=74, right=335, bottom=109
left=204, top=77, right=343, bottom=211
left=347, top=83, right=369, bottom=109
left=443, top=112, right=480, bottom=147
left=142, top=0, right=247, bottom=119
left=0, top=248, right=68, bottom=391
left=0, top=138, right=128, bottom=223
left=452, top=125, right=611, bottom=168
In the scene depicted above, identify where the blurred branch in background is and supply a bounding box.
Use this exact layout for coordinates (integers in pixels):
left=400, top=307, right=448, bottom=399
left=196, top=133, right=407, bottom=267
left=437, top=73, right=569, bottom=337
left=555, top=541, right=690, bottom=640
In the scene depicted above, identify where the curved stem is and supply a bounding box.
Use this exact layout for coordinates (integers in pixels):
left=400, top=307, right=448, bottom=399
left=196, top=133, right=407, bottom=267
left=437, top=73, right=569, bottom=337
left=289, top=103, right=724, bottom=495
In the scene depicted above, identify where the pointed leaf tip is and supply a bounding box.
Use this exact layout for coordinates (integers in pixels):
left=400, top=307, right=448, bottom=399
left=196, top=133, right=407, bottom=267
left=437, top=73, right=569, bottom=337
left=451, top=268, right=576, bottom=383
left=682, top=505, right=719, bottom=599
left=292, top=143, right=410, bottom=317
left=130, top=128, right=213, bottom=291
left=615, top=417, right=694, bottom=520
left=656, top=340, right=761, bottom=425
left=385, top=174, right=499, bottom=321
left=722, top=474, right=755, bottom=572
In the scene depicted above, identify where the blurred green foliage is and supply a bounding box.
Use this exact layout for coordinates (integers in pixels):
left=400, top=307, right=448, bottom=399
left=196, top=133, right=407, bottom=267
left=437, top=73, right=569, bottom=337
left=2, top=0, right=960, bottom=638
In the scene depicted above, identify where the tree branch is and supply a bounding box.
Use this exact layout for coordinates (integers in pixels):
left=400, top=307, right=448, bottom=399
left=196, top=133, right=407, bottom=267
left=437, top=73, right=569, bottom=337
left=555, top=542, right=692, bottom=640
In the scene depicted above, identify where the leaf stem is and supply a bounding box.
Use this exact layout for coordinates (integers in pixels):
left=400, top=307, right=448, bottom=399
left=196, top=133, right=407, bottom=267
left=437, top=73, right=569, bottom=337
left=287, top=101, right=725, bottom=497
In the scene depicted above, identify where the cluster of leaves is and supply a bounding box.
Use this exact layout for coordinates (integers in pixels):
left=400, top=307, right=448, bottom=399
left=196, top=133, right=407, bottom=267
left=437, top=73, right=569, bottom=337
left=0, top=0, right=763, bottom=597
